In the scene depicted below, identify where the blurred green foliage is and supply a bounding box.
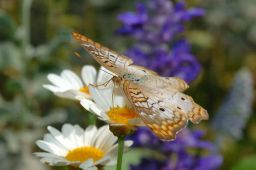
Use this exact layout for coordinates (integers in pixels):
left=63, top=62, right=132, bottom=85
left=0, top=0, right=255, bottom=170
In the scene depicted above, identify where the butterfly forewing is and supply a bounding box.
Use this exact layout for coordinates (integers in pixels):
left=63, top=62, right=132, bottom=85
left=132, top=75, right=189, bottom=92
left=72, top=32, right=133, bottom=76
left=72, top=32, right=158, bottom=77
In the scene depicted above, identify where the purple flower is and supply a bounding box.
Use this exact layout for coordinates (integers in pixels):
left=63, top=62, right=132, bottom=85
left=128, top=127, right=214, bottom=153
left=195, top=155, right=223, bottom=170
left=117, top=3, right=147, bottom=35
left=117, top=0, right=204, bottom=83
left=130, top=155, right=222, bottom=170
left=130, top=158, right=167, bottom=170
left=128, top=127, right=222, bottom=170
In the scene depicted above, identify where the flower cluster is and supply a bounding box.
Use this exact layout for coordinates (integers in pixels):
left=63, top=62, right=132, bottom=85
left=43, top=65, right=142, bottom=128
left=128, top=127, right=222, bottom=170
left=117, top=0, right=204, bottom=82
left=36, top=66, right=137, bottom=169
left=212, top=68, right=254, bottom=141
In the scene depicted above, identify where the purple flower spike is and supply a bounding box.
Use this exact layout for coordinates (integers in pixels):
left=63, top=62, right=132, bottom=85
left=117, top=0, right=205, bottom=83
left=129, top=128, right=222, bottom=170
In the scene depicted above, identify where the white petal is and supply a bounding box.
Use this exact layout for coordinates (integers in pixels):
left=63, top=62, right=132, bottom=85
left=94, top=156, right=111, bottom=166
left=90, top=104, right=109, bottom=121
left=43, top=134, right=68, bottom=154
left=113, top=95, right=125, bottom=107
left=82, top=167, right=97, bottom=170
left=80, top=99, right=108, bottom=121
left=36, top=140, right=66, bottom=156
left=99, top=133, right=117, bottom=152
left=40, top=157, right=70, bottom=166
left=86, top=167, right=98, bottom=170
left=93, top=126, right=117, bottom=151
left=105, top=157, right=117, bottom=166
left=79, top=159, right=94, bottom=169
left=81, top=65, right=97, bottom=85
left=89, top=86, right=112, bottom=111
left=47, top=74, right=72, bottom=89
left=43, top=84, right=61, bottom=93
left=61, top=70, right=83, bottom=89
left=106, top=140, right=133, bottom=156
left=80, top=99, right=101, bottom=114
left=62, top=124, right=78, bottom=149
left=47, top=126, right=73, bottom=150
left=34, top=152, right=64, bottom=159
left=92, top=125, right=110, bottom=148
left=97, top=66, right=115, bottom=85
left=54, top=90, right=82, bottom=100
left=124, top=140, right=133, bottom=147
left=62, top=124, right=74, bottom=137
left=83, top=126, right=97, bottom=146
left=74, top=125, right=85, bottom=147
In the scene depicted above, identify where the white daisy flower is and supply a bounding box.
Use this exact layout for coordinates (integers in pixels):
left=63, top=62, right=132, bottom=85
left=43, top=65, right=112, bottom=100
left=80, top=85, right=143, bottom=127
left=35, top=124, right=133, bottom=170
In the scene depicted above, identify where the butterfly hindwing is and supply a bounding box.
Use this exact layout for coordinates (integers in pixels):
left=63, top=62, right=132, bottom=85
left=124, top=79, right=208, bottom=140
left=123, top=80, right=188, bottom=140
left=126, top=75, right=208, bottom=123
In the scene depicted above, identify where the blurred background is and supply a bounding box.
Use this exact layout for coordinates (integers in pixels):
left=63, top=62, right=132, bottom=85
left=0, top=0, right=255, bottom=170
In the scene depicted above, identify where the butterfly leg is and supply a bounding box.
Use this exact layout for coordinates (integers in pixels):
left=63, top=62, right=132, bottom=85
left=89, top=77, right=113, bottom=89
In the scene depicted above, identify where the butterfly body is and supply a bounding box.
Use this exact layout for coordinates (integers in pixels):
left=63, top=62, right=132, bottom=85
left=72, top=32, right=209, bottom=141
left=122, top=73, right=149, bottom=84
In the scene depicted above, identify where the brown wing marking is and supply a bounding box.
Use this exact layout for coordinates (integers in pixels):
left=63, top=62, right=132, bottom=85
left=164, top=91, right=209, bottom=124
left=141, top=108, right=188, bottom=141
left=187, top=97, right=209, bottom=124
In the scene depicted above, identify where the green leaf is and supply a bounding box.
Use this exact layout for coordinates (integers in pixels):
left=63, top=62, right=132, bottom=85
left=0, top=11, right=16, bottom=41
left=232, top=155, right=256, bottom=170
left=0, top=42, right=23, bottom=71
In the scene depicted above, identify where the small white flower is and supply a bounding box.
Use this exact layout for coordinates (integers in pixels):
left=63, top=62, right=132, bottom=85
left=43, top=65, right=112, bottom=100
left=80, top=85, right=143, bottom=126
left=35, top=124, right=133, bottom=170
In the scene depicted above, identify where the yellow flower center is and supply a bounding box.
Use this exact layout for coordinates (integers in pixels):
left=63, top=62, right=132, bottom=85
left=80, top=86, right=90, bottom=94
left=65, top=146, right=104, bottom=162
left=107, top=106, right=139, bottom=125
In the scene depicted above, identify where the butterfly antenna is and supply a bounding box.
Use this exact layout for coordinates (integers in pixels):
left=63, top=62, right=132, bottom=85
left=99, top=68, right=115, bottom=77
left=74, top=51, right=89, bottom=63
left=74, top=51, right=81, bottom=58
left=112, top=82, right=116, bottom=108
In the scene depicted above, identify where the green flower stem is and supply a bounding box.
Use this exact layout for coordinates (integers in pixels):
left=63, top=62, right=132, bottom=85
left=68, top=166, right=81, bottom=170
left=88, top=113, right=97, bottom=125
left=116, top=136, right=125, bottom=170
